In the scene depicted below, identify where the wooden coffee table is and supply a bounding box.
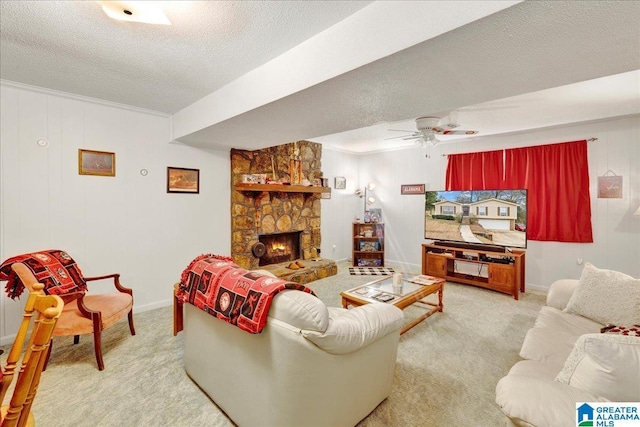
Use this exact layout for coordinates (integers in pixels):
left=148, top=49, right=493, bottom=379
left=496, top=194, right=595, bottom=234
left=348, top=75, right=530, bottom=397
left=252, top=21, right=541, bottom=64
left=341, top=274, right=444, bottom=334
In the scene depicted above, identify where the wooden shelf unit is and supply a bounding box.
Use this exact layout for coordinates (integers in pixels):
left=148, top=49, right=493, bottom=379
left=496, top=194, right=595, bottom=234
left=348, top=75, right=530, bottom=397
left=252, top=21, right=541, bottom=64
left=421, top=243, right=525, bottom=300
left=352, top=223, right=385, bottom=267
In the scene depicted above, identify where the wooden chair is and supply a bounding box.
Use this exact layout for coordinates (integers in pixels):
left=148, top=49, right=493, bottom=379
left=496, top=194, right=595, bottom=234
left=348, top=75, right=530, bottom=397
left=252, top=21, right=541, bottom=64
left=10, top=262, right=135, bottom=371
left=1, top=283, right=63, bottom=427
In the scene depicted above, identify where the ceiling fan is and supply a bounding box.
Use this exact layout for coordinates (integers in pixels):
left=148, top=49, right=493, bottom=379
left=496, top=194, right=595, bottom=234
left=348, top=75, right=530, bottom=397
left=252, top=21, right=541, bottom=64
left=387, top=116, right=478, bottom=147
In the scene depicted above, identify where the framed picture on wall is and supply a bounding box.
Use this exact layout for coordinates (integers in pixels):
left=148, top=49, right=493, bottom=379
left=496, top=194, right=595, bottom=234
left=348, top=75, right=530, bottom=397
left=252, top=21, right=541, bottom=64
left=167, top=167, right=200, bottom=193
left=334, top=176, right=346, bottom=189
left=78, top=149, right=115, bottom=177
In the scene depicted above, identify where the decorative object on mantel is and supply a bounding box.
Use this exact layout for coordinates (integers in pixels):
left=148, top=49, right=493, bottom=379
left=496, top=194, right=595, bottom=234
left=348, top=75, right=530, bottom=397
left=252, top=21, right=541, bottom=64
left=334, top=176, right=346, bottom=189
left=598, top=170, right=622, bottom=199
left=242, top=173, right=266, bottom=184
left=78, top=149, right=115, bottom=177
left=401, top=184, right=425, bottom=195
left=167, top=167, right=199, bottom=194
left=289, top=142, right=302, bottom=184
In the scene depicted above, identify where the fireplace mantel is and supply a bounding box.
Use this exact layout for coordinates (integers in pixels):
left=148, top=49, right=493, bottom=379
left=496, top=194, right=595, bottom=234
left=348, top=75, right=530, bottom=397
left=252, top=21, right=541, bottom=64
left=235, top=183, right=331, bottom=195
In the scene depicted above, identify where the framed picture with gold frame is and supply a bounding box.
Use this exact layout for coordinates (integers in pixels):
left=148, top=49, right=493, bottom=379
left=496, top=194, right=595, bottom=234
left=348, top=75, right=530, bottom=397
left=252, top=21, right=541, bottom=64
left=167, top=167, right=200, bottom=194
left=78, top=149, right=115, bottom=177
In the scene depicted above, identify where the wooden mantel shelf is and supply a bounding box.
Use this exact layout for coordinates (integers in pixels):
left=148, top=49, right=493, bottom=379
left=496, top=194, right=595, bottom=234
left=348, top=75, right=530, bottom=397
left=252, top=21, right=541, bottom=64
left=235, top=183, right=331, bottom=194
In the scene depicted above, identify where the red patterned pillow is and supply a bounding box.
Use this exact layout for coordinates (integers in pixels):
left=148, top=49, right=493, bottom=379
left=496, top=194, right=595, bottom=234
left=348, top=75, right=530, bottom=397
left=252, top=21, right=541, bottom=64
left=601, top=323, right=640, bottom=337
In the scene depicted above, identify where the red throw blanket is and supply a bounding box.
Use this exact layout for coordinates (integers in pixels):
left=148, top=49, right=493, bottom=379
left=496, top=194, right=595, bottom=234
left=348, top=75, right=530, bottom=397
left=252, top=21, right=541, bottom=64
left=0, top=249, right=87, bottom=299
left=177, top=254, right=315, bottom=334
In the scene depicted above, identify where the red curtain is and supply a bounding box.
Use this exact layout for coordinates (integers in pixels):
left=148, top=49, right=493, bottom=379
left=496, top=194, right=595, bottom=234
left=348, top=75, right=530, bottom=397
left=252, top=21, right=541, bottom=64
left=445, top=150, right=505, bottom=190
left=445, top=140, right=593, bottom=243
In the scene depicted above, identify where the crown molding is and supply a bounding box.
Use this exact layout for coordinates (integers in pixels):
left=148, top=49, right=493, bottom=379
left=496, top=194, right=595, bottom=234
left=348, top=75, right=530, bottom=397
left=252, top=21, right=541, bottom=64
left=0, top=80, right=170, bottom=118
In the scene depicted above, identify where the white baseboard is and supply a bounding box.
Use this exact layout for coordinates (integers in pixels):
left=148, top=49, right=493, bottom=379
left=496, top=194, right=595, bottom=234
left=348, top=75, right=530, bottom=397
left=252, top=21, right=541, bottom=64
left=384, top=259, right=422, bottom=273
left=133, top=299, right=172, bottom=313
left=0, top=299, right=174, bottom=346
left=525, top=283, right=549, bottom=294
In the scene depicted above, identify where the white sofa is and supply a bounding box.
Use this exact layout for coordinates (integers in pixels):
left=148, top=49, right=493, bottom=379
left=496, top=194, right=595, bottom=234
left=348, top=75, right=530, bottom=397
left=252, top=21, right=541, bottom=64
left=182, top=287, right=404, bottom=427
left=496, top=264, right=640, bottom=427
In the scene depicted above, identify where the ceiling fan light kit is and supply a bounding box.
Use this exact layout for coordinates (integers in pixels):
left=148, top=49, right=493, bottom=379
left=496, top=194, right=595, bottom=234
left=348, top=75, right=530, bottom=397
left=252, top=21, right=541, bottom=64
left=387, top=115, right=479, bottom=147
left=415, top=116, right=443, bottom=132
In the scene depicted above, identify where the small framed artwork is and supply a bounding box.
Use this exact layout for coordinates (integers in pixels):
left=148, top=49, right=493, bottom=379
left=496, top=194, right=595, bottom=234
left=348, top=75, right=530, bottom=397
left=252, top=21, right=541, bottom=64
left=78, top=149, right=115, bottom=177
left=167, top=167, right=200, bottom=194
left=597, top=175, right=622, bottom=198
left=334, top=176, right=346, bottom=189
left=368, top=208, right=382, bottom=222
left=401, top=184, right=425, bottom=195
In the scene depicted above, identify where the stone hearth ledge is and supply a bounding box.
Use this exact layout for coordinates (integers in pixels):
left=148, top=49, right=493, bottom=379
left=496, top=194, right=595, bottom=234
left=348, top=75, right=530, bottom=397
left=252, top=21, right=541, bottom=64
left=260, top=258, right=337, bottom=285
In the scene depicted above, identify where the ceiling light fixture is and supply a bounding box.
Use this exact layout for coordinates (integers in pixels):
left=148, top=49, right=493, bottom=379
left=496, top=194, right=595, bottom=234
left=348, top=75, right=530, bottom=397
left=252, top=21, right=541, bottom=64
left=99, top=1, right=171, bottom=25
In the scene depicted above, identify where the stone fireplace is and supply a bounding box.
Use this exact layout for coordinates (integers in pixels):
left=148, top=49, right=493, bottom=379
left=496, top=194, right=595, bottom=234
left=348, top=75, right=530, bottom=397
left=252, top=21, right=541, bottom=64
left=230, top=141, right=337, bottom=284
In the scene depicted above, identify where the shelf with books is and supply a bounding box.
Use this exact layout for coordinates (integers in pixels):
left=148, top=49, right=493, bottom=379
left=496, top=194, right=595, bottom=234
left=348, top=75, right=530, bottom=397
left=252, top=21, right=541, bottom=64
left=352, top=222, right=384, bottom=267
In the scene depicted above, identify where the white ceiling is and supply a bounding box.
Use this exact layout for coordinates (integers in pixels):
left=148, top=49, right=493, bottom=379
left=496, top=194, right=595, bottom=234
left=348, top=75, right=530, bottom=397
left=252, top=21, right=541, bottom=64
left=1, top=1, right=639, bottom=154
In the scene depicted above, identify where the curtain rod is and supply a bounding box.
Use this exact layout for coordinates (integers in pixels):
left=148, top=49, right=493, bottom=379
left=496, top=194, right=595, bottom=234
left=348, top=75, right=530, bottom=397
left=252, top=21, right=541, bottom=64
left=441, top=137, right=599, bottom=156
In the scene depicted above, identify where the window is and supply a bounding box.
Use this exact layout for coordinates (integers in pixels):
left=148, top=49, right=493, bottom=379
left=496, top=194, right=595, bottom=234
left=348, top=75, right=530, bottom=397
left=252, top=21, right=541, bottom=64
left=442, top=206, right=455, bottom=215
left=498, top=207, right=509, bottom=217
left=477, top=206, right=487, bottom=216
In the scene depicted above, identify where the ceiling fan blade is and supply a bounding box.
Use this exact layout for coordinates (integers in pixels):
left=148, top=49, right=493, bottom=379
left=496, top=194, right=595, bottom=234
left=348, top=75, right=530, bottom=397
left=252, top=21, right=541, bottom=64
left=384, top=134, right=414, bottom=140
left=402, top=136, right=422, bottom=140
left=440, top=129, right=478, bottom=135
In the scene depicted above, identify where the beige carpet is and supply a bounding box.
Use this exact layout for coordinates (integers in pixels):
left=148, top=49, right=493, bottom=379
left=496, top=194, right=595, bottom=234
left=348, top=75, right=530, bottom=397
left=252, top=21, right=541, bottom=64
left=1, top=261, right=545, bottom=426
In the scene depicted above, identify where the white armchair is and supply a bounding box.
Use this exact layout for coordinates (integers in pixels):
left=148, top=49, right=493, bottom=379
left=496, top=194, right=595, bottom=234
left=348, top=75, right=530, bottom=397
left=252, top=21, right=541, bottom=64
left=182, top=288, right=404, bottom=427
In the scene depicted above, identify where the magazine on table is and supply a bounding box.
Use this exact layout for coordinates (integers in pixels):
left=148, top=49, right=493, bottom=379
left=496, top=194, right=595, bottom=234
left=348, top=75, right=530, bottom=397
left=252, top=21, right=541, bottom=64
left=408, top=275, right=439, bottom=286
left=352, top=287, right=395, bottom=302
left=371, top=292, right=394, bottom=302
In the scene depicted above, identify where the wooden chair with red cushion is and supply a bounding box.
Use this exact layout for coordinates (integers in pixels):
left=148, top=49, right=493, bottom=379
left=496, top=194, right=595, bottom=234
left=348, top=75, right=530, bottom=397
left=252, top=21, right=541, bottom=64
left=1, top=282, right=63, bottom=427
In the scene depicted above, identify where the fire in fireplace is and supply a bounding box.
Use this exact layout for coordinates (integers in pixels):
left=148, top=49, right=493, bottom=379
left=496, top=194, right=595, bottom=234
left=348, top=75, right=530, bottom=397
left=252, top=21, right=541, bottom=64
left=256, top=231, right=302, bottom=266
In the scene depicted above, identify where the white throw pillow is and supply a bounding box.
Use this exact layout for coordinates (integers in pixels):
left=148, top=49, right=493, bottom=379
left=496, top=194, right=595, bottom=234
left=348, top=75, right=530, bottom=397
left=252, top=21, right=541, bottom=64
left=564, top=263, right=640, bottom=326
left=555, top=333, right=640, bottom=401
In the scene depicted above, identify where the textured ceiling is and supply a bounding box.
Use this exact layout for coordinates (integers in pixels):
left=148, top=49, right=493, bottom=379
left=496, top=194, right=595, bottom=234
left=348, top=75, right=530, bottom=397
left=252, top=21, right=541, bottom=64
left=1, top=1, right=639, bottom=153
left=0, top=0, right=371, bottom=113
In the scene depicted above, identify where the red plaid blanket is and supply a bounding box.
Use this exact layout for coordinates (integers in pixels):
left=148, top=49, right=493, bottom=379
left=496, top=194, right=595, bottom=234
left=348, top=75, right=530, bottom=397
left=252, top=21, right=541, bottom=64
left=0, top=249, right=87, bottom=299
left=177, top=254, right=314, bottom=334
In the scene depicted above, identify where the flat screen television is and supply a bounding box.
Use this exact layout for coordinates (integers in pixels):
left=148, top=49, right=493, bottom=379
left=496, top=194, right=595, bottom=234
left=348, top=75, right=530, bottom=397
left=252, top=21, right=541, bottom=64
left=424, top=189, right=528, bottom=251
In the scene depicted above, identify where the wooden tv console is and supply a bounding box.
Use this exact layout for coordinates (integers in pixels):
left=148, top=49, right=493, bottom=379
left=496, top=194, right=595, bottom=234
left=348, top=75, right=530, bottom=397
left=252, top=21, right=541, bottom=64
left=421, top=243, right=525, bottom=300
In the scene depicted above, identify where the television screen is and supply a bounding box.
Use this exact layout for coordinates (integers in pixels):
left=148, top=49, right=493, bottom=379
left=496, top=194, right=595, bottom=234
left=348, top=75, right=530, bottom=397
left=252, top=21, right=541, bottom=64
left=424, top=189, right=528, bottom=250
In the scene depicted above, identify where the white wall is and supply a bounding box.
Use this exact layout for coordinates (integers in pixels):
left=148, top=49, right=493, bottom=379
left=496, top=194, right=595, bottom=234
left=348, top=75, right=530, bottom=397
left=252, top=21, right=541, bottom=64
left=345, top=116, right=640, bottom=291
left=0, top=83, right=231, bottom=344
left=318, top=148, right=360, bottom=261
